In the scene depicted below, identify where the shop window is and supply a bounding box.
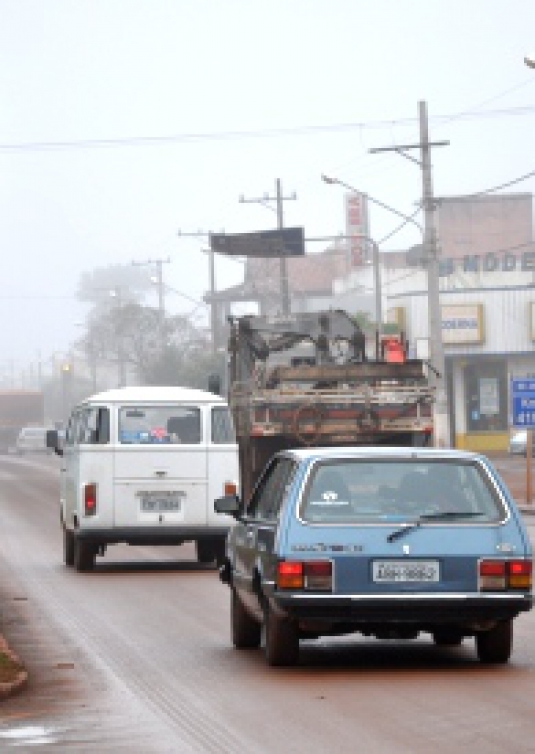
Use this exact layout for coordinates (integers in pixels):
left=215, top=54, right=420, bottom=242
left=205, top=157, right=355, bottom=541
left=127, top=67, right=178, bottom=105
left=464, top=361, right=507, bottom=432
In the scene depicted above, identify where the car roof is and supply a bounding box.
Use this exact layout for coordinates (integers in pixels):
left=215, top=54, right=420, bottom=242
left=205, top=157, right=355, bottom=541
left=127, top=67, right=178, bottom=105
left=77, top=386, right=226, bottom=406
left=281, top=446, right=486, bottom=463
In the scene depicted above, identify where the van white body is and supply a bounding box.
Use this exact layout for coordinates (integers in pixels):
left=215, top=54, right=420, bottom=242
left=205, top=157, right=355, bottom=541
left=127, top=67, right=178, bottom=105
left=54, top=386, right=239, bottom=571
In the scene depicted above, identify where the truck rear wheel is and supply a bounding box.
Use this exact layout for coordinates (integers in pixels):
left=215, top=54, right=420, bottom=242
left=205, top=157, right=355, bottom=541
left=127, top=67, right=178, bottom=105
left=74, top=538, right=96, bottom=572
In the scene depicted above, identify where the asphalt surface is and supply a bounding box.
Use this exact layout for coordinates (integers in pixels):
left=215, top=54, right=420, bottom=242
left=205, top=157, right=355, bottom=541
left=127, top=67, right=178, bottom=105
left=2, top=451, right=535, bottom=752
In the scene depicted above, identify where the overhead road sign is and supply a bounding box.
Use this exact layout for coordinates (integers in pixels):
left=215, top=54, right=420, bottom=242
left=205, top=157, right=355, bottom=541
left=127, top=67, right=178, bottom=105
left=210, top=227, right=305, bottom=257
left=511, top=379, right=535, bottom=428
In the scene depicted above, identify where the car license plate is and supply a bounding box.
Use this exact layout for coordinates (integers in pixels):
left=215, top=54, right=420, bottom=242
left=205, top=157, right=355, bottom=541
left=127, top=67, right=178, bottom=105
left=140, top=491, right=184, bottom=513
left=372, top=560, right=440, bottom=583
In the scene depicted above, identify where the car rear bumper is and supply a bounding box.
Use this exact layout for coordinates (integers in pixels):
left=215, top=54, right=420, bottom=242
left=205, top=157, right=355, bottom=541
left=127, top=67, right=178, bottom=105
left=74, top=526, right=230, bottom=546
left=271, top=592, right=533, bottom=624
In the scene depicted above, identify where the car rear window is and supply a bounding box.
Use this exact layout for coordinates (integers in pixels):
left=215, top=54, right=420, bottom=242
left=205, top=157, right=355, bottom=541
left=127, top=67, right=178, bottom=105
left=300, top=459, right=506, bottom=524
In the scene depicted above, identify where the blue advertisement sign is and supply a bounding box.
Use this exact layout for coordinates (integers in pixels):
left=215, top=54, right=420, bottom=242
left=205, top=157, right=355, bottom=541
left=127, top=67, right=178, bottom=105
left=511, top=380, right=535, bottom=428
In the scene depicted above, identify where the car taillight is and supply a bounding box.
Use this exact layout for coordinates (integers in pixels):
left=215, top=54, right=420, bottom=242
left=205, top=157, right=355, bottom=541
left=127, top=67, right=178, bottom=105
left=304, top=561, right=333, bottom=591
left=278, top=561, right=304, bottom=589
left=277, top=561, right=332, bottom=591
left=508, top=560, right=532, bottom=589
left=479, top=559, right=532, bottom=591
left=84, top=483, right=97, bottom=517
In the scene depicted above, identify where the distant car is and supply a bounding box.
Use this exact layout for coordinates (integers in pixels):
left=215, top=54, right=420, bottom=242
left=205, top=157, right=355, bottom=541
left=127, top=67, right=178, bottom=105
left=216, top=447, right=533, bottom=667
left=509, top=430, right=535, bottom=456
left=16, top=426, right=51, bottom=454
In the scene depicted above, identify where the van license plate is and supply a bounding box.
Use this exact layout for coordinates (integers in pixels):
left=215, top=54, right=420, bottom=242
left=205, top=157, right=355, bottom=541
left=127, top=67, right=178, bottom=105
left=372, top=560, right=440, bottom=583
left=140, top=492, right=183, bottom=513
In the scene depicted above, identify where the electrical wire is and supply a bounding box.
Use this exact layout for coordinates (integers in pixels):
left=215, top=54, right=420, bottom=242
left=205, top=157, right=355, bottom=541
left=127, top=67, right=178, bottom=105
left=1, top=106, right=535, bottom=153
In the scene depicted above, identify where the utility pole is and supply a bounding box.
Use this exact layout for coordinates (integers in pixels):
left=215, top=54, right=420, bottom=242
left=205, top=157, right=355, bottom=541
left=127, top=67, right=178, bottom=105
left=239, top=179, right=297, bottom=314
left=132, top=257, right=171, bottom=351
left=207, top=249, right=217, bottom=353
left=369, top=100, right=450, bottom=446
left=177, top=231, right=222, bottom=352
left=110, top=286, right=127, bottom=387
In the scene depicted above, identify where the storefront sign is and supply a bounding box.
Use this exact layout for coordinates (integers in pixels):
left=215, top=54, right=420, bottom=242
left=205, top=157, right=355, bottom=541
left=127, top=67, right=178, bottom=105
left=440, top=251, right=535, bottom=276
left=441, top=304, right=484, bottom=345
left=345, top=192, right=369, bottom=267
left=386, top=306, right=406, bottom=332
left=530, top=303, right=535, bottom=342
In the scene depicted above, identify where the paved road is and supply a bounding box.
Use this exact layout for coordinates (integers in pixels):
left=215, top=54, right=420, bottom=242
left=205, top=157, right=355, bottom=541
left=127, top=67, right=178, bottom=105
left=1, top=454, right=535, bottom=752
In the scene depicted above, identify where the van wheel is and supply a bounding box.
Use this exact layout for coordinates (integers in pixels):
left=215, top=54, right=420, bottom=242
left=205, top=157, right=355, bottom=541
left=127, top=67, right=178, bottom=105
left=263, top=603, right=299, bottom=666
left=476, top=620, right=513, bottom=664
left=74, top=538, right=95, bottom=572
left=213, top=537, right=227, bottom=567
left=196, top=539, right=215, bottom=564
left=196, top=538, right=226, bottom=565
left=231, top=588, right=261, bottom=648
left=63, top=527, right=75, bottom=567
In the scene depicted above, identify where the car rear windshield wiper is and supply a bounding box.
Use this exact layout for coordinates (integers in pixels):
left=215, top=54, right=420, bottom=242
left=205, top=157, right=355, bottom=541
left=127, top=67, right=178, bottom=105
left=387, top=511, right=485, bottom=543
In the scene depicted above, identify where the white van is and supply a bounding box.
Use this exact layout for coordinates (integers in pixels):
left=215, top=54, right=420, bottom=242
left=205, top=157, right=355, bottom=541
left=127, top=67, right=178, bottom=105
left=47, top=386, right=239, bottom=572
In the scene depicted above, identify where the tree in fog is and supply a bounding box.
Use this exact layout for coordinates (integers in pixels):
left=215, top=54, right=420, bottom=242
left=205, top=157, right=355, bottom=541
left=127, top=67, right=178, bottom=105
left=80, top=303, right=213, bottom=387
left=77, top=263, right=152, bottom=307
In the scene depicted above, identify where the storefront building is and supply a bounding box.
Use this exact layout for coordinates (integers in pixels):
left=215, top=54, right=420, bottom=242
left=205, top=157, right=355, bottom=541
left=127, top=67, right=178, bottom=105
left=387, top=259, right=535, bottom=451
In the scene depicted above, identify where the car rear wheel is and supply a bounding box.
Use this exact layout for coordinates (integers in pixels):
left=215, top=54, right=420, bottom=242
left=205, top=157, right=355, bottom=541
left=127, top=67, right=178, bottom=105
left=231, top=589, right=261, bottom=649
left=74, top=538, right=96, bottom=572
left=63, top=527, right=75, bottom=567
left=475, top=619, right=513, bottom=664
left=263, top=603, right=299, bottom=667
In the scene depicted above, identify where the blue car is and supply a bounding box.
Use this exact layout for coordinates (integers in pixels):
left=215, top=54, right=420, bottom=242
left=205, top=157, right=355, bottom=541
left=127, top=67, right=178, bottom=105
left=215, top=447, right=533, bottom=666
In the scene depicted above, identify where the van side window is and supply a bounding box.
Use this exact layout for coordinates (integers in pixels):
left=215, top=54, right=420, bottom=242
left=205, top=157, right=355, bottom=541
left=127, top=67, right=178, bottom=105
left=211, top=407, right=236, bottom=444
left=65, top=413, right=79, bottom=446
left=79, top=407, right=110, bottom=445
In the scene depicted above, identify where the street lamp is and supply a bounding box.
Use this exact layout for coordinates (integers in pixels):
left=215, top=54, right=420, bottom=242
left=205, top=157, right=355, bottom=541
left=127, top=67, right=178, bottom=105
left=322, top=174, right=410, bottom=341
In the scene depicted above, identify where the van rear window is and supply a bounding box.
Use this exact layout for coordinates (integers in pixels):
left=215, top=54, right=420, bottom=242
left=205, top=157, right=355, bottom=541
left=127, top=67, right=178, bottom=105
left=119, top=406, right=201, bottom=444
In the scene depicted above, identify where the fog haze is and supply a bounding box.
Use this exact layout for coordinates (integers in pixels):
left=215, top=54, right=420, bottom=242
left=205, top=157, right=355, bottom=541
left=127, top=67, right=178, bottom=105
left=1, top=0, right=534, bottom=381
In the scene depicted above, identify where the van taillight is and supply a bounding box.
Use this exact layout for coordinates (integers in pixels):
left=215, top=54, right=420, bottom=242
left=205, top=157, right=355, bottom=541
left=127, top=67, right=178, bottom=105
left=277, top=561, right=332, bottom=591
left=479, top=559, right=532, bottom=591
left=224, top=480, right=238, bottom=496
left=84, top=483, right=97, bottom=516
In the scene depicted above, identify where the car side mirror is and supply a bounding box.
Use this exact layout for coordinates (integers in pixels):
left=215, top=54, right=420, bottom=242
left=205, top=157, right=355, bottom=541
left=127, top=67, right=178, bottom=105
left=214, top=494, right=242, bottom=518
left=46, top=429, right=64, bottom=457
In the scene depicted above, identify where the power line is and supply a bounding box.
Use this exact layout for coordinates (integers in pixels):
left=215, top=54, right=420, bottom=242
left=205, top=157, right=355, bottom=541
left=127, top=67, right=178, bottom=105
left=1, top=105, right=535, bottom=153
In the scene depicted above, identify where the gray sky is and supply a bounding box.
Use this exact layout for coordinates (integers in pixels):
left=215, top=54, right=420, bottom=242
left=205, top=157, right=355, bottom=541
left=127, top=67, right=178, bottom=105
left=1, top=0, right=534, bottom=378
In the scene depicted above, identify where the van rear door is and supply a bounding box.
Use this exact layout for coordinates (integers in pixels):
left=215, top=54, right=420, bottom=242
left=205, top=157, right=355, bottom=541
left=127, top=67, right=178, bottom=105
left=113, top=404, right=208, bottom=528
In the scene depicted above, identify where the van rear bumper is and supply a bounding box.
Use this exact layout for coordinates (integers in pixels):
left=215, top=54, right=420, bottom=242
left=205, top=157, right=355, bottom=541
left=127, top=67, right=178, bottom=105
left=75, top=526, right=230, bottom=546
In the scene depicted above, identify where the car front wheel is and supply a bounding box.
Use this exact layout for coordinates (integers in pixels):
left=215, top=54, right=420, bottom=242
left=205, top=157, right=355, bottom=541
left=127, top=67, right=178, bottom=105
left=231, top=588, right=261, bottom=649
left=263, top=603, right=299, bottom=667
left=475, top=619, right=513, bottom=664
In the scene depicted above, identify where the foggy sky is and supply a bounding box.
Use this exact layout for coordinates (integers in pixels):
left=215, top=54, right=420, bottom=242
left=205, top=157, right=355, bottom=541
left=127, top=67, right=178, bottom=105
left=1, top=0, right=534, bottom=381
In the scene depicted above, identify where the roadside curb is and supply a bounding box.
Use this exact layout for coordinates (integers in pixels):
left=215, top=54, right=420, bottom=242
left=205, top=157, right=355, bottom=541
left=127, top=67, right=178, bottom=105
left=0, top=633, right=28, bottom=700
